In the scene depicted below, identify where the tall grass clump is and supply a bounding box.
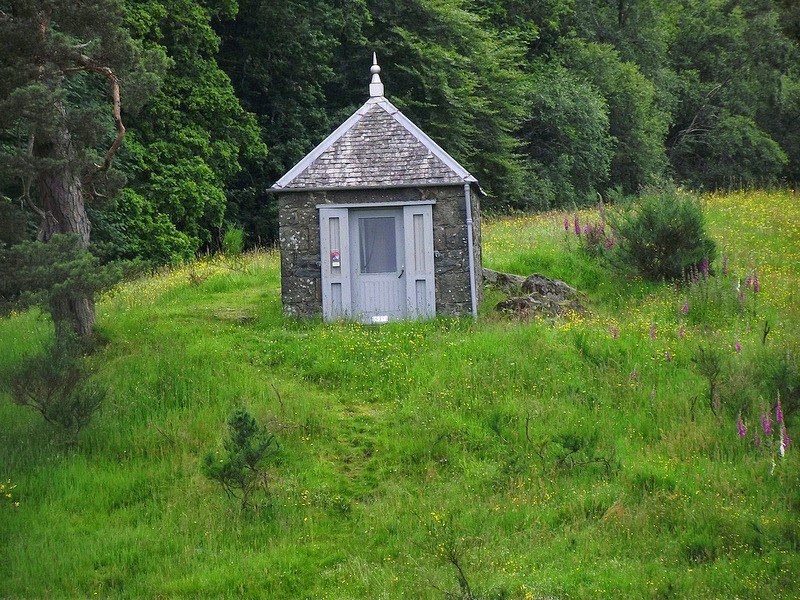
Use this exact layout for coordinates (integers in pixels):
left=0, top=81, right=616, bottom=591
left=222, top=226, right=245, bottom=256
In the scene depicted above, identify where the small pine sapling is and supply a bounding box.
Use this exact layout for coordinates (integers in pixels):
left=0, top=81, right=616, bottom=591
left=202, top=408, right=277, bottom=511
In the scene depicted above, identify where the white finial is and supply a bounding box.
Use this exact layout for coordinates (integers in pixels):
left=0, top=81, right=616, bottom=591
left=369, top=52, right=384, bottom=98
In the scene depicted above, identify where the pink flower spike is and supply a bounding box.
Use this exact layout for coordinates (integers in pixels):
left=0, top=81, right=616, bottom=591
left=776, top=396, right=783, bottom=424
left=574, top=215, right=580, bottom=236
left=735, top=338, right=741, bottom=353
left=665, top=350, right=672, bottom=363
left=678, top=325, right=685, bottom=339
left=649, top=324, right=656, bottom=340
left=782, top=427, right=792, bottom=451
left=736, top=415, right=747, bottom=437
left=762, top=408, right=773, bottom=437
left=564, top=217, right=569, bottom=231
left=609, top=326, right=619, bottom=339
left=753, top=271, right=760, bottom=293
left=682, top=301, right=689, bottom=315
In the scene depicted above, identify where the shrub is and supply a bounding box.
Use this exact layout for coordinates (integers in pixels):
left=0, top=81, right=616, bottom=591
left=202, top=408, right=277, bottom=511
left=611, top=189, right=716, bottom=280
left=6, top=334, right=105, bottom=442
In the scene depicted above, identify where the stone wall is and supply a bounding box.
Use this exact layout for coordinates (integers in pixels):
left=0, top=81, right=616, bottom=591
left=277, top=184, right=482, bottom=318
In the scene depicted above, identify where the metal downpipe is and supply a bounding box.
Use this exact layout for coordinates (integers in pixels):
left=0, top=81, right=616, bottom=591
left=464, top=183, right=478, bottom=319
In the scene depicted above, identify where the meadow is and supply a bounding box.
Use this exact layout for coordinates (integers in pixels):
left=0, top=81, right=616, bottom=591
left=1, top=190, right=798, bottom=599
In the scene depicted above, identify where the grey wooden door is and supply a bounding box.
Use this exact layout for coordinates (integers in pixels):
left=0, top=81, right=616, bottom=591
left=319, top=204, right=435, bottom=322
left=349, top=208, right=406, bottom=323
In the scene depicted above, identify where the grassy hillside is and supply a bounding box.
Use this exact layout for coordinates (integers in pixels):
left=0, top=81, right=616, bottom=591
left=1, top=191, right=799, bottom=599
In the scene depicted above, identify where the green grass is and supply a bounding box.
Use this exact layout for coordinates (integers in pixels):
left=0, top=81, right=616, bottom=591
left=2, top=191, right=799, bottom=598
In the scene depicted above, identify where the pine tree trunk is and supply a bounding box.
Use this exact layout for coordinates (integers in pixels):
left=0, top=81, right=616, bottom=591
left=35, top=102, right=96, bottom=341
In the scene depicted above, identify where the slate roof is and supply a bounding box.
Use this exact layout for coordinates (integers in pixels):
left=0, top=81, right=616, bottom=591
left=272, top=96, right=478, bottom=191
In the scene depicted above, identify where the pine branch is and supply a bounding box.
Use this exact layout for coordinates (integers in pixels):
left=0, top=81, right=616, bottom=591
left=64, top=54, right=127, bottom=176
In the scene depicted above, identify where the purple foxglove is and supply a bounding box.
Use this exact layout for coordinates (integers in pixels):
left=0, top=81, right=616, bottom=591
left=762, top=408, right=773, bottom=437
left=736, top=415, right=747, bottom=437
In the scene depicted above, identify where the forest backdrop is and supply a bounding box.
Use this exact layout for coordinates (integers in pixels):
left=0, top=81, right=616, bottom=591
left=1, top=0, right=799, bottom=267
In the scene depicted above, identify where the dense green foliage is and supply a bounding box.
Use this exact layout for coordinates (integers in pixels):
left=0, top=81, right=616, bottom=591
left=216, top=0, right=800, bottom=217
left=1, top=191, right=798, bottom=597
left=94, top=0, right=266, bottom=265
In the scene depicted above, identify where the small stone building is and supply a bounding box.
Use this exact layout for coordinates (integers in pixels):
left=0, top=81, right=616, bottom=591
left=272, top=56, right=482, bottom=323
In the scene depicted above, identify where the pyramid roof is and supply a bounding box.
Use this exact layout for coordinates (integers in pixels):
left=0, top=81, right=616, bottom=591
left=272, top=59, right=477, bottom=192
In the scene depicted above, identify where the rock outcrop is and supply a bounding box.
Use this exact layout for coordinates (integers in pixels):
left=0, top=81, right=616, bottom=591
left=484, top=268, right=585, bottom=317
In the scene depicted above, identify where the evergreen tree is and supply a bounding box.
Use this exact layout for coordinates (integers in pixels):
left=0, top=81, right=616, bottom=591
left=0, top=0, right=163, bottom=340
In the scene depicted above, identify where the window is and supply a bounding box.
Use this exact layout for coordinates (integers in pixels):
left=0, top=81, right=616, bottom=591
left=358, top=217, right=397, bottom=273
